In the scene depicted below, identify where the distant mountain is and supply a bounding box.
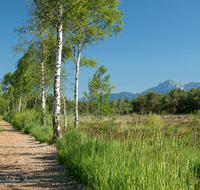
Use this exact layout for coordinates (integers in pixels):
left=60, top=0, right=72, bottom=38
left=110, top=80, right=200, bottom=101
left=185, top=82, right=200, bottom=91
left=142, top=80, right=200, bottom=94
left=142, top=79, right=184, bottom=95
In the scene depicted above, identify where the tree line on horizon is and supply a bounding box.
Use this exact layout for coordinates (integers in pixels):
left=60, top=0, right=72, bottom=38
left=1, top=84, right=200, bottom=117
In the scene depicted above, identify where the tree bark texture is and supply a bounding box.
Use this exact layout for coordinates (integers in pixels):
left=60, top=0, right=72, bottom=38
left=24, top=94, right=27, bottom=111
left=53, top=8, right=62, bottom=142
left=18, top=78, right=22, bottom=112
left=74, top=49, right=81, bottom=128
left=41, top=61, right=46, bottom=126
left=18, top=94, right=22, bottom=112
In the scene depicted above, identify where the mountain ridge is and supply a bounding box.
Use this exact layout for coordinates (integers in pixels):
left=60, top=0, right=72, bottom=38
left=110, top=80, right=200, bottom=101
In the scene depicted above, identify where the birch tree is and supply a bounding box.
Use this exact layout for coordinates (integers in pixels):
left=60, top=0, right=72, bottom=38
left=32, top=0, right=123, bottom=141
left=63, top=0, right=124, bottom=127
left=14, top=11, right=57, bottom=125
left=70, top=49, right=98, bottom=128
left=13, top=52, right=34, bottom=112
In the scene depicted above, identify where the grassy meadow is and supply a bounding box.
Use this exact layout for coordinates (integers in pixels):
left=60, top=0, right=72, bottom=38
left=3, top=111, right=200, bottom=189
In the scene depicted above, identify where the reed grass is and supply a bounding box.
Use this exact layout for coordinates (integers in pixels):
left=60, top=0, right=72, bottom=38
left=56, top=128, right=200, bottom=189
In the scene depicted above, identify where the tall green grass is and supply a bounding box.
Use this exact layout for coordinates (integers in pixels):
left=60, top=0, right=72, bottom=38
left=21, top=121, right=53, bottom=143
left=56, top=128, right=200, bottom=190
left=4, top=111, right=200, bottom=189
left=4, top=110, right=53, bottom=143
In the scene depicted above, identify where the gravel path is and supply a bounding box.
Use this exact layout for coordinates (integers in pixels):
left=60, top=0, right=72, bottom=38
left=0, top=120, right=84, bottom=190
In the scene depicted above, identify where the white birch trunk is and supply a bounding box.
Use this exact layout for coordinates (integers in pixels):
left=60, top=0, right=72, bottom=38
left=24, top=94, right=27, bottom=111
left=60, top=91, right=67, bottom=131
left=41, top=61, right=46, bottom=126
left=18, top=94, right=22, bottom=112
left=74, top=49, right=81, bottom=128
left=18, top=78, right=22, bottom=112
left=53, top=7, right=62, bottom=142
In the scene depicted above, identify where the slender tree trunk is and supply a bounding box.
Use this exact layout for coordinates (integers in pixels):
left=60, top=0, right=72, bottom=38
left=18, top=78, right=22, bottom=112
left=18, top=94, right=22, bottom=112
left=24, top=94, right=27, bottom=111
left=74, top=48, right=81, bottom=128
left=41, top=61, right=46, bottom=126
left=7, top=101, right=10, bottom=114
left=34, top=98, right=37, bottom=110
left=24, top=101, right=26, bottom=111
left=60, top=91, right=67, bottom=131
left=53, top=7, right=62, bottom=142
left=13, top=98, right=14, bottom=112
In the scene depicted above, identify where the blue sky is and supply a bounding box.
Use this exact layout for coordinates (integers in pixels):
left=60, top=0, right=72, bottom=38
left=1, top=0, right=200, bottom=100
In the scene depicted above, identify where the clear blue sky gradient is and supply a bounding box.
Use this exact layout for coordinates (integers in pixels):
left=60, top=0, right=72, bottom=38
left=1, top=0, right=200, bottom=100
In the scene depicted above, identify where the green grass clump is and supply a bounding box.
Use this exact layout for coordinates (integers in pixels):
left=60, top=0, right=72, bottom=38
left=10, top=110, right=41, bottom=130
left=31, top=125, right=53, bottom=143
left=0, top=115, right=3, bottom=121
left=0, top=124, right=5, bottom=134
left=3, top=112, right=14, bottom=123
left=22, top=122, right=37, bottom=134
left=5, top=110, right=52, bottom=143
left=56, top=129, right=200, bottom=190
left=142, top=113, right=164, bottom=127
left=11, top=112, right=27, bottom=130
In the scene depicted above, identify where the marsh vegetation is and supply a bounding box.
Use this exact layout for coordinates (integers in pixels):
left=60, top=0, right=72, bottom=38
left=3, top=111, right=200, bottom=189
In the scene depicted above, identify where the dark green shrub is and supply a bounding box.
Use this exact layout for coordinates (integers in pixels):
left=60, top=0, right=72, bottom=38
left=3, top=112, right=14, bottom=123
left=11, top=112, right=27, bottom=130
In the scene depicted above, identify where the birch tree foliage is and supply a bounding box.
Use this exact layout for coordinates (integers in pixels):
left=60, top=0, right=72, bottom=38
left=32, top=0, right=123, bottom=141
left=64, top=26, right=100, bottom=128
left=2, top=72, right=13, bottom=114
left=14, top=6, right=57, bottom=125
left=12, top=48, right=35, bottom=112
left=2, top=72, right=12, bottom=95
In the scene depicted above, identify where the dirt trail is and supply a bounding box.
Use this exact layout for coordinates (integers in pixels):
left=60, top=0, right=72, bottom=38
left=0, top=120, right=84, bottom=190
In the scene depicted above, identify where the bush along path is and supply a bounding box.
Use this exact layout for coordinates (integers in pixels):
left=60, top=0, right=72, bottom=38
left=0, top=120, right=84, bottom=190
